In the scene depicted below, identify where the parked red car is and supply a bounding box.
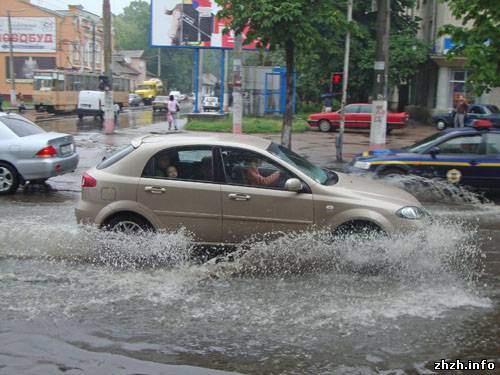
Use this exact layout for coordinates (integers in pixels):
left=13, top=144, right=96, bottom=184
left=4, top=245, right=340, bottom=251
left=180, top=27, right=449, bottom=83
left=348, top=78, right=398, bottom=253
left=307, top=103, right=409, bottom=133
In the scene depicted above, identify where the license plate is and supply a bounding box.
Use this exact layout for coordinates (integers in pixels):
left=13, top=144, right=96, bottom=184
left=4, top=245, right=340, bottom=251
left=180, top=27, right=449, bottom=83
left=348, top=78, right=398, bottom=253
left=60, top=144, right=72, bottom=155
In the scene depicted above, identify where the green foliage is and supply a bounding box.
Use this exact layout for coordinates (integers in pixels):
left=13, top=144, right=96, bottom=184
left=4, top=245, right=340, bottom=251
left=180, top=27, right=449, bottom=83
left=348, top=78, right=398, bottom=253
left=114, top=1, right=150, bottom=51
left=185, top=115, right=309, bottom=133
left=441, top=0, right=500, bottom=95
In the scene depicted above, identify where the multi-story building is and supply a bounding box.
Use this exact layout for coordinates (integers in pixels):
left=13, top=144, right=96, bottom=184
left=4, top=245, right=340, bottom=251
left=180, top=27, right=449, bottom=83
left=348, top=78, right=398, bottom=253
left=0, top=0, right=104, bottom=100
left=409, top=0, right=499, bottom=112
left=112, top=50, right=147, bottom=91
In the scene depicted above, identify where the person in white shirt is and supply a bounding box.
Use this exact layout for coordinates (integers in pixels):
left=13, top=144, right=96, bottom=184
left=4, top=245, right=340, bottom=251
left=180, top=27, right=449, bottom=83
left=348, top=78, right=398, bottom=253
left=167, top=95, right=180, bottom=130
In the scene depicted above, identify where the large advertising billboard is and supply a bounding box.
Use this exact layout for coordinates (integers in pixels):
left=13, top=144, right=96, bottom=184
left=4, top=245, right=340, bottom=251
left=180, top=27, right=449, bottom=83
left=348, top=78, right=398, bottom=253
left=151, top=0, right=260, bottom=49
left=0, top=17, right=56, bottom=53
left=5, top=56, right=57, bottom=82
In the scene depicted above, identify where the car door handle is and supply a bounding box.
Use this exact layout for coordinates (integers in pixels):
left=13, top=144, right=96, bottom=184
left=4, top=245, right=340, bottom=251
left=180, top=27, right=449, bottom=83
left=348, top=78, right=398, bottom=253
left=145, top=186, right=166, bottom=194
left=228, top=193, right=251, bottom=201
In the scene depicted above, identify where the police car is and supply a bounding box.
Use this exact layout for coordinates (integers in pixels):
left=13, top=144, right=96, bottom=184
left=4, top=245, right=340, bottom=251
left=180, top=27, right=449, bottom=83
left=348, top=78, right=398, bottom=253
left=347, top=121, right=500, bottom=193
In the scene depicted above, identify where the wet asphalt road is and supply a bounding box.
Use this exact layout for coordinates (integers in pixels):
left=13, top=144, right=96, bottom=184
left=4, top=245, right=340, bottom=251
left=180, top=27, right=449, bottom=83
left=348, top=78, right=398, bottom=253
left=0, top=114, right=499, bottom=374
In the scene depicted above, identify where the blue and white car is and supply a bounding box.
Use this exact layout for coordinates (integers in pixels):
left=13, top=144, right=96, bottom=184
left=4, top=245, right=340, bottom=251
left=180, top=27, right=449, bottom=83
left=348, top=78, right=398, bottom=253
left=0, top=112, right=79, bottom=195
left=347, top=123, right=500, bottom=193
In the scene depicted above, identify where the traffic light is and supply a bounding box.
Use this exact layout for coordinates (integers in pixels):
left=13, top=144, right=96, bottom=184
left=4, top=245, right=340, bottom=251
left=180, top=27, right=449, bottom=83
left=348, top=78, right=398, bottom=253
left=98, top=75, right=111, bottom=91
left=331, top=72, right=343, bottom=93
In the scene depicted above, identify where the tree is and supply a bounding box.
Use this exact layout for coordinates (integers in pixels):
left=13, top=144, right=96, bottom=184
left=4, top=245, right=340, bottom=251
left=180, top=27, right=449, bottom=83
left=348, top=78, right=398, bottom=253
left=216, top=0, right=343, bottom=148
left=441, top=0, right=500, bottom=95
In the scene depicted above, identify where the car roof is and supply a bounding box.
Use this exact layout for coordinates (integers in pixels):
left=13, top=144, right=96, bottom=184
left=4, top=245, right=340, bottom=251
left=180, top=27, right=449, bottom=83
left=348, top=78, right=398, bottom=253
left=133, top=132, right=273, bottom=151
left=441, top=127, right=500, bottom=135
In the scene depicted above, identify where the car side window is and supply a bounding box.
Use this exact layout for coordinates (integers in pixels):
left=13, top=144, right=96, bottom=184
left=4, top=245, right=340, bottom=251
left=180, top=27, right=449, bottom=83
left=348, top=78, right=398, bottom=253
left=469, top=106, right=484, bottom=114
left=344, top=105, right=359, bottom=114
left=142, top=147, right=214, bottom=182
left=358, top=104, right=372, bottom=113
left=437, top=135, right=483, bottom=155
left=220, top=147, right=293, bottom=189
left=484, top=133, right=500, bottom=155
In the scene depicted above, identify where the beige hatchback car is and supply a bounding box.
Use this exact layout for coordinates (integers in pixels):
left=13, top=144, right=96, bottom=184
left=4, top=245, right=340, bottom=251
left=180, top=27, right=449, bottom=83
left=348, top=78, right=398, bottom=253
left=75, top=133, right=425, bottom=244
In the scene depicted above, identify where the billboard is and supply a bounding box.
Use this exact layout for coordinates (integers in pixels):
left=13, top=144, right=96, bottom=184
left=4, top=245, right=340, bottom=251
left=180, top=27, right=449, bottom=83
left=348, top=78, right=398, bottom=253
left=5, top=56, right=56, bottom=82
left=151, top=0, right=261, bottom=49
left=0, top=17, right=56, bottom=53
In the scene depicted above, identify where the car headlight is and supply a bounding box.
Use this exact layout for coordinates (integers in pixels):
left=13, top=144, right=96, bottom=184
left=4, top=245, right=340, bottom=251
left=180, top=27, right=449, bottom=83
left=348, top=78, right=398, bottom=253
left=353, top=161, right=371, bottom=170
left=396, top=206, right=424, bottom=220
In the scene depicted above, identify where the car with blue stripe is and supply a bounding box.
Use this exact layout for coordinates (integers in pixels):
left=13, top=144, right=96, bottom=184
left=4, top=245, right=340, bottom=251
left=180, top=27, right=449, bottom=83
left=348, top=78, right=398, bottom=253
left=347, top=122, right=500, bottom=193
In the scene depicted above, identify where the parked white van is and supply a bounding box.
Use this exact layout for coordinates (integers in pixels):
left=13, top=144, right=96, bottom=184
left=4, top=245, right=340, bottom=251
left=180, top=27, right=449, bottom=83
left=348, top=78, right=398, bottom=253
left=77, top=91, right=120, bottom=120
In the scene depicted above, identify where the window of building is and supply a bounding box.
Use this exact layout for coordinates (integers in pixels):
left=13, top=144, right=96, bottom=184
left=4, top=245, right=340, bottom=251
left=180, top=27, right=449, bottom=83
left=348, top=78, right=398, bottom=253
left=449, top=70, right=474, bottom=107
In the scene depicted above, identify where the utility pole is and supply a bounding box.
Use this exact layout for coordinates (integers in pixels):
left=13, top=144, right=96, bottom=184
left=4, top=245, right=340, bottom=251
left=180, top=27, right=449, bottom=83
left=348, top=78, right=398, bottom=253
left=232, top=33, right=243, bottom=134
left=336, top=0, right=353, bottom=162
left=92, top=22, right=96, bottom=72
left=157, top=48, right=161, bottom=78
left=198, top=48, right=204, bottom=112
left=102, top=0, right=114, bottom=134
left=369, top=0, right=390, bottom=149
left=7, top=11, right=17, bottom=107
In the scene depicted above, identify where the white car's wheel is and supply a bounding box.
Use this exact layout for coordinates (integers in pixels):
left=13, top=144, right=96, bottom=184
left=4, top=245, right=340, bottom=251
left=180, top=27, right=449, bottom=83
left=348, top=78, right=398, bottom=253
left=0, top=163, right=19, bottom=195
left=436, top=120, right=447, bottom=131
left=319, top=120, right=332, bottom=132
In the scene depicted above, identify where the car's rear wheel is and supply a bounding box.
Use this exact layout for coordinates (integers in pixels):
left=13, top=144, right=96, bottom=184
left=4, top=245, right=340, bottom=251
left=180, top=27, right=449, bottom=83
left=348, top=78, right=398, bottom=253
left=436, top=120, right=447, bottom=131
left=0, top=162, right=19, bottom=195
left=104, top=213, right=154, bottom=234
left=319, top=120, right=332, bottom=132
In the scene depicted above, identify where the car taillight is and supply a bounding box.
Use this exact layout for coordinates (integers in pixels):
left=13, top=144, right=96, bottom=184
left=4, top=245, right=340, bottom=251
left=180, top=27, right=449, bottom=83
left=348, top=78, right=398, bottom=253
left=82, top=173, right=97, bottom=188
left=36, top=145, right=57, bottom=158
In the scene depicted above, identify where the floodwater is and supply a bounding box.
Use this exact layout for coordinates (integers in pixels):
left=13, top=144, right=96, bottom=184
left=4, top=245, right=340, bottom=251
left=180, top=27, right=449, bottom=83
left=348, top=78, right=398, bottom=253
left=0, top=119, right=499, bottom=374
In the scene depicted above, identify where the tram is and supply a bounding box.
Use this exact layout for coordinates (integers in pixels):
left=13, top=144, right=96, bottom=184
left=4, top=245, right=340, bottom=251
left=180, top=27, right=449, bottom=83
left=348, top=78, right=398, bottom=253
left=32, top=70, right=130, bottom=113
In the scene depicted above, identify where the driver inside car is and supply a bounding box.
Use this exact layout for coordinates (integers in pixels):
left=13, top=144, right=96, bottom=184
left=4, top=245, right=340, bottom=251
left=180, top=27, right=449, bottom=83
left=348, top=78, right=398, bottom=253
left=245, top=156, right=281, bottom=187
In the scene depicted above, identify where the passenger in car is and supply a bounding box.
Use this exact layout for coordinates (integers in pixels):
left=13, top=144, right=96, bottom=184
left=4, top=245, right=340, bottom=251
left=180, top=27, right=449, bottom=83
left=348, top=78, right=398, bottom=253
left=166, top=165, right=178, bottom=178
left=245, top=157, right=280, bottom=186
left=155, top=154, right=171, bottom=177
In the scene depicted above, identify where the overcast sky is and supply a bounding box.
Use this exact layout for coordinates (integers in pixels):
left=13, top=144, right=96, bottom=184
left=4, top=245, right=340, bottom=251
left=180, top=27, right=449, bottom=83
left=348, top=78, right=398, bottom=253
left=31, top=0, right=142, bottom=16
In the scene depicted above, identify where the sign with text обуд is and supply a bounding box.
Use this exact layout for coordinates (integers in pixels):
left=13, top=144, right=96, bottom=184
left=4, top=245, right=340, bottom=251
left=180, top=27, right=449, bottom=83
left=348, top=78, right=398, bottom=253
left=0, top=17, right=56, bottom=53
left=151, top=0, right=261, bottom=49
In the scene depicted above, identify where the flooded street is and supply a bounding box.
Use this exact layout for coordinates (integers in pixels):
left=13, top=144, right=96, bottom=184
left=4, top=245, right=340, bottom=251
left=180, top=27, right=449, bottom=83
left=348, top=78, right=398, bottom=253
left=1, top=116, right=499, bottom=374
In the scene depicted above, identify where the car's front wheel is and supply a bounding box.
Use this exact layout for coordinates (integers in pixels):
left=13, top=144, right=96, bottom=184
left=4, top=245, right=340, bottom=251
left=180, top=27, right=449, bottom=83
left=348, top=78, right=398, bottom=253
left=334, top=220, right=384, bottom=237
left=319, top=120, right=332, bottom=132
left=104, top=213, right=154, bottom=234
left=436, top=120, right=447, bottom=131
left=0, top=162, right=19, bottom=195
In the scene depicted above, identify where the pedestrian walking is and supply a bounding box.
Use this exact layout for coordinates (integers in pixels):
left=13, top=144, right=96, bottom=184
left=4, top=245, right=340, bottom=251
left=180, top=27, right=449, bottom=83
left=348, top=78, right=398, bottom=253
left=454, top=94, right=468, bottom=128
left=17, top=92, right=26, bottom=113
left=167, top=94, right=180, bottom=131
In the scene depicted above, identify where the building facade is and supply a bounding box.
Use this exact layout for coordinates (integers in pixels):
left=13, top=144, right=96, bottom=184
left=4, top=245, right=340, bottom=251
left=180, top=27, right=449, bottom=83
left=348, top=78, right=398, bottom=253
left=112, top=50, right=147, bottom=91
left=0, top=0, right=104, bottom=100
left=410, top=0, right=500, bottom=112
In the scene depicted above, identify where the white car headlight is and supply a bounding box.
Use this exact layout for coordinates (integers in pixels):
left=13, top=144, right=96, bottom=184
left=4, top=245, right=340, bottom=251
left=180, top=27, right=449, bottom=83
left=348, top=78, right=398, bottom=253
left=396, top=206, right=424, bottom=220
left=353, top=161, right=371, bottom=170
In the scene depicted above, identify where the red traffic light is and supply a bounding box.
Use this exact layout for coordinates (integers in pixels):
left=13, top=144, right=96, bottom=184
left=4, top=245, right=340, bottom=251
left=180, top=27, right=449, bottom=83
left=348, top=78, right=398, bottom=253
left=332, top=72, right=343, bottom=85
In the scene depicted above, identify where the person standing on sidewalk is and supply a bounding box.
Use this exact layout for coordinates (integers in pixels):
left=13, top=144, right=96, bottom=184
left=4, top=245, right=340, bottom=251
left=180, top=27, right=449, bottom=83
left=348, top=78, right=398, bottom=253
left=167, top=94, right=180, bottom=131
left=454, top=95, right=468, bottom=128
left=0, top=95, right=3, bottom=112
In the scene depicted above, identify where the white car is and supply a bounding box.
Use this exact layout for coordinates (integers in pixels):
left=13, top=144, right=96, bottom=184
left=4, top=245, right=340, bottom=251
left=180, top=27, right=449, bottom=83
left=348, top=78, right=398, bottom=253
left=203, top=96, right=220, bottom=112
left=168, top=90, right=181, bottom=102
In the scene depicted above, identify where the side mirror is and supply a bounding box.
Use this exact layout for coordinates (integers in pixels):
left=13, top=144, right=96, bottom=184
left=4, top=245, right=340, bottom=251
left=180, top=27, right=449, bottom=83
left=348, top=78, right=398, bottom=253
left=284, top=178, right=303, bottom=192
left=429, top=146, right=441, bottom=157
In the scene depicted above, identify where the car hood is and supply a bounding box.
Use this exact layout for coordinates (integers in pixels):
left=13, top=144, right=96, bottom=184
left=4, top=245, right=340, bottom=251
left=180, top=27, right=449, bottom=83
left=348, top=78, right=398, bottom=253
left=329, top=172, right=420, bottom=207
left=356, top=148, right=405, bottom=158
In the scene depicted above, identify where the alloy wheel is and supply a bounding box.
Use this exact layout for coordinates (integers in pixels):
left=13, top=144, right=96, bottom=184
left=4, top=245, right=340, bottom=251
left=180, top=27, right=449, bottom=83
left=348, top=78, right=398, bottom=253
left=0, top=166, right=13, bottom=192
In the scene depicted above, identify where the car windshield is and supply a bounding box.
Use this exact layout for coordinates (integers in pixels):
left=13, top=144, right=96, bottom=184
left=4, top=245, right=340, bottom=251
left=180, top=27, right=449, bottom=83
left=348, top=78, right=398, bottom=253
left=137, top=85, right=153, bottom=90
left=267, top=142, right=336, bottom=185
left=406, top=132, right=444, bottom=153
left=486, top=105, right=499, bottom=113
left=0, top=116, right=45, bottom=137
